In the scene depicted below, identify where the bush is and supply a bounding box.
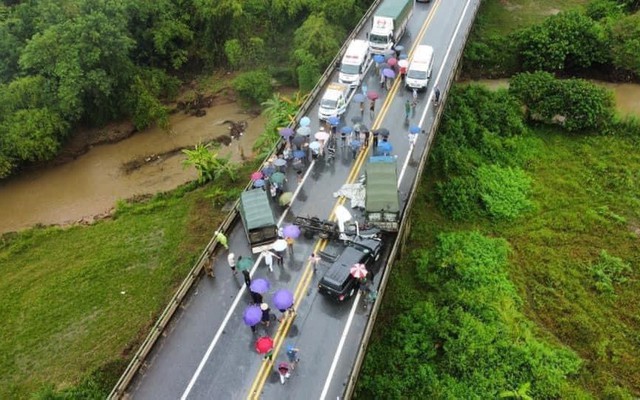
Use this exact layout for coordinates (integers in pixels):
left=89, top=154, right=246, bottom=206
left=515, top=11, right=609, bottom=73
left=436, top=176, right=480, bottom=221
left=475, top=164, right=532, bottom=221
left=224, top=38, right=267, bottom=71
left=608, top=12, right=640, bottom=75
left=510, top=71, right=615, bottom=132
left=232, top=70, right=273, bottom=105
left=585, top=0, right=625, bottom=20
left=590, top=250, right=631, bottom=295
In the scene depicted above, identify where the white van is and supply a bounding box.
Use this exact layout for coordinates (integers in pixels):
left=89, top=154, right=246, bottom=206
left=339, top=40, right=370, bottom=87
left=405, top=45, right=434, bottom=91
left=318, top=82, right=350, bottom=121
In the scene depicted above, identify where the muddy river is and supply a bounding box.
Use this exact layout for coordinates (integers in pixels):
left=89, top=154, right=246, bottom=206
left=0, top=103, right=265, bottom=233
left=0, top=80, right=638, bottom=234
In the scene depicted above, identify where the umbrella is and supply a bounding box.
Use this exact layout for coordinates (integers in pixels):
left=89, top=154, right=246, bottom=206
left=272, top=239, right=287, bottom=252
left=354, top=93, right=366, bottom=103
left=271, top=171, right=286, bottom=184
left=279, top=128, right=294, bottom=138
left=274, top=158, right=287, bottom=167
left=261, top=166, right=275, bottom=177
left=395, top=45, right=405, bottom=53
left=374, top=128, right=389, bottom=136
left=351, top=115, right=363, bottom=124
left=382, top=68, right=396, bottom=79
left=340, top=126, right=353, bottom=134
left=237, top=257, right=253, bottom=272
left=398, top=59, right=409, bottom=68
left=377, top=141, right=393, bottom=154
left=278, top=192, right=293, bottom=206
left=367, top=91, right=379, bottom=100
left=387, top=57, right=397, bottom=66
left=315, top=131, right=330, bottom=141
left=251, top=171, right=263, bottom=181
left=297, top=126, right=311, bottom=137
left=379, top=62, right=390, bottom=71
left=399, top=52, right=408, bottom=60
left=409, top=125, right=421, bottom=134
left=253, top=179, right=265, bottom=188
left=350, top=139, right=361, bottom=150
left=300, top=117, right=311, bottom=127
left=292, top=135, right=306, bottom=147
left=243, top=305, right=262, bottom=326
left=350, top=263, right=368, bottom=279
left=373, top=54, right=385, bottom=64
left=255, top=336, right=274, bottom=354
left=250, top=278, right=270, bottom=294
left=272, top=289, right=294, bottom=311
left=293, top=150, right=306, bottom=159
left=282, top=224, right=301, bottom=239
left=309, top=141, right=321, bottom=151
left=328, top=116, right=340, bottom=126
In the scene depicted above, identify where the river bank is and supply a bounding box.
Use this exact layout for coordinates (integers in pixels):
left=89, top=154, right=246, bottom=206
left=0, top=102, right=265, bottom=234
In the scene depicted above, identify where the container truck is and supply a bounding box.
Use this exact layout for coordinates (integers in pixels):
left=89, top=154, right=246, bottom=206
left=368, top=0, right=414, bottom=53
left=364, top=156, right=400, bottom=231
left=239, top=189, right=278, bottom=253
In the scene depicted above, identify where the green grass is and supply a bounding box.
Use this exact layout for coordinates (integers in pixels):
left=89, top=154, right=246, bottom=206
left=475, top=0, right=589, bottom=37
left=0, top=164, right=256, bottom=399
left=379, top=127, right=640, bottom=397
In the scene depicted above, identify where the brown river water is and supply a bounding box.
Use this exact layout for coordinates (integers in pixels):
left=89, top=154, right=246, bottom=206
left=0, top=103, right=265, bottom=233
left=0, top=81, right=638, bottom=234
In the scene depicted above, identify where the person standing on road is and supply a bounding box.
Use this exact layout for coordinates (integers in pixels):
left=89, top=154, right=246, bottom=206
left=404, top=99, right=411, bottom=120
left=308, top=252, right=321, bottom=273
left=214, top=230, right=229, bottom=250
left=277, top=361, right=291, bottom=384
left=250, top=290, right=263, bottom=305
left=286, top=345, right=300, bottom=370
left=227, top=252, right=237, bottom=275
left=369, top=100, right=375, bottom=120
left=260, top=303, right=272, bottom=327
left=285, top=237, right=295, bottom=255
left=242, top=269, right=251, bottom=288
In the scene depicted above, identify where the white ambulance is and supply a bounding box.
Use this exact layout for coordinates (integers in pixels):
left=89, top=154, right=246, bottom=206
left=338, top=40, right=370, bottom=87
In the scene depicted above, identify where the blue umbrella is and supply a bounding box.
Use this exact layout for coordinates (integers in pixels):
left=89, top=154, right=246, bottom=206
left=328, top=116, right=340, bottom=126
left=377, top=141, right=392, bottom=154
left=394, top=45, right=405, bottom=53
left=409, top=125, right=420, bottom=134
left=296, top=126, right=311, bottom=137
left=354, top=93, right=366, bottom=103
left=350, top=139, right=361, bottom=150
left=399, top=53, right=408, bottom=60
left=340, top=126, right=353, bottom=134
left=261, top=166, right=275, bottom=177
left=293, top=150, right=306, bottom=159
left=300, top=116, right=311, bottom=127
left=253, top=179, right=265, bottom=188
left=373, top=54, right=385, bottom=64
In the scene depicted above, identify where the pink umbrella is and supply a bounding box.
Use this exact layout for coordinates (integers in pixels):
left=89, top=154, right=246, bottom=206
left=255, top=336, right=274, bottom=354
left=367, top=90, right=379, bottom=100
left=251, top=171, right=263, bottom=181
left=350, top=263, right=368, bottom=279
left=387, top=57, right=397, bottom=66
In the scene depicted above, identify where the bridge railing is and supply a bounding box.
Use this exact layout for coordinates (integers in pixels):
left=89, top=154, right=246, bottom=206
left=343, top=1, right=484, bottom=398
left=108, top=1, right=383, bottom=398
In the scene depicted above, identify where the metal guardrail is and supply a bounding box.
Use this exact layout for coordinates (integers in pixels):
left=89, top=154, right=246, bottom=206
left=343, top=1, right=484, bottom=398
left=108, top=1, right=384, bottom=398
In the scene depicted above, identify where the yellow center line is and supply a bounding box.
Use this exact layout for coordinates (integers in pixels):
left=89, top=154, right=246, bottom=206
left=247, top=3, right=441, bottom=397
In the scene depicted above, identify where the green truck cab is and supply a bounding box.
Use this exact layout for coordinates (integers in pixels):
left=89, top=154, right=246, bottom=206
left=239, top=189, right=278, bottom=253
left=365, top=156, right=400, bottom=232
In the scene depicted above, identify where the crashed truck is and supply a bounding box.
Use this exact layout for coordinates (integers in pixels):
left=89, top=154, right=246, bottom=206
left=364, top=156, right=400, bottom=232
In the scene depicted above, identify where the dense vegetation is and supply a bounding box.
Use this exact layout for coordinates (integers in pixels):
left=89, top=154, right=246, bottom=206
left=0, top=0, right=372, bottom=179
left=463, top=0, right=640, bottom=79
left=357, top=78, right=640, bottom=398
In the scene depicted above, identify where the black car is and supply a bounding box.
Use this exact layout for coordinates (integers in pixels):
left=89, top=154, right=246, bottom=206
left=318, top=237, right=383, bottom=302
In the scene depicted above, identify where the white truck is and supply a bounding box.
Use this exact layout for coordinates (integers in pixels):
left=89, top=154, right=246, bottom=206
left=338, top=39, right=370, bottom=87
left=318, top=82, right=351, bottom=121
left=405, top=45, right=435, bottom=91
left=367, top=0, right=414, bottom=54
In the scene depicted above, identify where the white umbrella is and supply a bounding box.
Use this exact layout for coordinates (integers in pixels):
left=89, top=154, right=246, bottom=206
left=350, top=263, right=368, bottom=279
left=272, top=239, right=287, bottom=252
left=297, top=126, right=311, bottom=136
left=309, top=141, right=321, bottom=151
left=315, top=131, right=330, bottom=141
left=398, top=59, right=409, bottom=68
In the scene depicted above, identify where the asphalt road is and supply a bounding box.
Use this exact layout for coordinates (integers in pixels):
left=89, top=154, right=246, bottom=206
left=128, top=0, right=480, bottom=399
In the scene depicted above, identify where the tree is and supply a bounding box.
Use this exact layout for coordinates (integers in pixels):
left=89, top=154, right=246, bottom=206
left=182, top=144, right=239, bottom=184
left=608, top=12, right=640, bottom=75
left=232, top=70, right=273, bottom=105
left=293, top=13, right=344, bottom=70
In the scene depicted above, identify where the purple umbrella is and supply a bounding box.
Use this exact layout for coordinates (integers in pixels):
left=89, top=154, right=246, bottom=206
left=250, top=278, right=270, bottom=294
left=382, top=68, right=396, bottom=79
left=272, top=289, right=294, bottom=311
left=279, top=128, right=294, bottom=138
left=282, top=224, right=301, bottom=239
left=243, top=305, right=262, bottom=326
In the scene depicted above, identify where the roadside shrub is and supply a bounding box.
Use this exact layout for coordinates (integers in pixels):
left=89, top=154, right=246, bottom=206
left=590, top=250, right=631, bottom=295
left=224, top=38, right=266, bottom=71
left=608, top=12, right=640, bottom=76
left=232, top=70, right=273, bottom=105
left=475, top=164, right=532, bottom=221
left=436, top=176, right=480, bottom=221
left=509, top=71, right=615, bottom=132
left=462, top=34, right=518, bottom=78
left=585, top=0, right=625, bottom=20
left=515, top=11, right=609, bottom=73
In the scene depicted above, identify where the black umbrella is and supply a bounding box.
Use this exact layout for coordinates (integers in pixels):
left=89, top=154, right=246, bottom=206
left=374, top=128, right=389, bottom=136
left=351, top=115, right=363, bottom=124
left=292, top=135, right=306, bottom=146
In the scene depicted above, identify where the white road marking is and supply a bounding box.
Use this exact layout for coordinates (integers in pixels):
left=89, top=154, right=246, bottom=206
left=320, top=1, right=475, bottom=398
